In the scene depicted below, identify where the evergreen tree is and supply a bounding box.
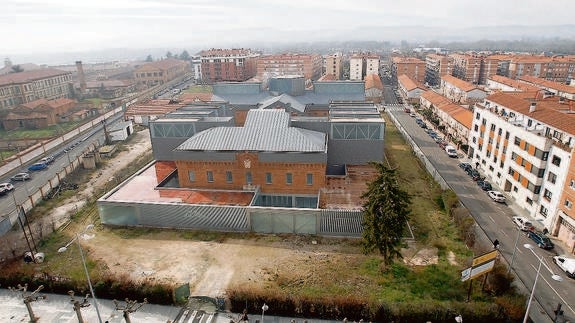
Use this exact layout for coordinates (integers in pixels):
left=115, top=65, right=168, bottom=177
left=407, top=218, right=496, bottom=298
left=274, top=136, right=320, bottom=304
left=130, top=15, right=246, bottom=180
left=145, top=55, right=153, bottom=62
left=166, top=51, right=173, bottom=58
left=180, top=50, right=190, bottom=60
left=361, top=161, right=411, bottom=265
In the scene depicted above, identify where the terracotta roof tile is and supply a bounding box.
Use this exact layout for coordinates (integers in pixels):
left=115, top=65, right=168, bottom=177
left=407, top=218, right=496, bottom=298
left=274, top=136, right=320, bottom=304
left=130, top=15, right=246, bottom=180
left=421, top=90, right=451, bottom=107
left=398, top=74, right=425, bottom=91
left=519, top=75, right=575, bottom=95
left=488, top=75, right=541, bottom=92
left=487, top=92, right=575, bottom=134
left=0, top=68, right=70, bottom=86
left=136, top=58, right=187, bottom=71
left=441, top=75, right=481, bottom=92
left=364, top=74, right=383, bottom=90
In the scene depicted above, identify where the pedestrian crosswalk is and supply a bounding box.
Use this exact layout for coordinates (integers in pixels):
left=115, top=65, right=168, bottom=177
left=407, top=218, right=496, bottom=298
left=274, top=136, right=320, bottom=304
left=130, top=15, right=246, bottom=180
left=384, top=103, right=407, bottom=111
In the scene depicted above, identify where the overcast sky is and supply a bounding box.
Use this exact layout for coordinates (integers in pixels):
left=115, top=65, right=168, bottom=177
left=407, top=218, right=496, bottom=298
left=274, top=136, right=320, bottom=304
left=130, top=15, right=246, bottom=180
left=3, top=0, right=575, bottom=56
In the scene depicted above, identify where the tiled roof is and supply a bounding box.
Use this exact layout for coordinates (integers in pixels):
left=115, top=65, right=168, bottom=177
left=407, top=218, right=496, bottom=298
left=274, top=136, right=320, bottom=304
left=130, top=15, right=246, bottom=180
left=487, top=92, right=575, bottom=135
left=391, top=57, right=425, bottom=64
left=421, top=90, right=451, bottom=107
left=0, top=68, right=70, bottom=86
left=398, top=74, right=425, bottom=91
left=488, top=75, right=541, bottom=92
left=519, top=75, right=575, bottom=95
left=364, top=74, right=383, bottom=90
left=450, top=106, right=473, bottom=129
left=20, top=98, right=75, bottom=109
left=176, top=109, right=326, bottom=152
left=441, top=75, right=481, bottom=92
left=136, top=58, right=187, bottom=71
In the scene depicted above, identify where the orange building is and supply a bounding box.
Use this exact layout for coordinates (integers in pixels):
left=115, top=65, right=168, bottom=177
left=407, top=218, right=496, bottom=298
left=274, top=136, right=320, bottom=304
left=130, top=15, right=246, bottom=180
left=256, top=53, right=323, bottom=81
left=133, top=58, right=188, bottom=88
left=199, top=48, right=259, bottom=83
left=391, top=56, right=426, bottom=83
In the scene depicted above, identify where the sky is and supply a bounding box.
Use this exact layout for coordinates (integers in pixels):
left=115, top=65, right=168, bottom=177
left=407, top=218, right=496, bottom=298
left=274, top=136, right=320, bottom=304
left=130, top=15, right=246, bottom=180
left=2, top=0, right=575, bottom=57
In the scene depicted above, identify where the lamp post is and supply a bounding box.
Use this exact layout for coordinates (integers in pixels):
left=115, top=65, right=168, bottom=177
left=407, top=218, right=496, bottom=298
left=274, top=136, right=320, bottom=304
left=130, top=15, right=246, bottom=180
left=508, top=227, right=522, bottom=274
left=261, top=303, right=268, bottom=323
left=58, top=224, right=102, bottom=323
left=522, top=243, right=563, bottom=323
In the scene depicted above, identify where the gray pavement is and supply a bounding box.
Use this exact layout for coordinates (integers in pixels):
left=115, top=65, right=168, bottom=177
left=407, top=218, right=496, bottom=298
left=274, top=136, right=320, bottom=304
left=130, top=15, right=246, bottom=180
left=0, top=289, right=340, bottom=323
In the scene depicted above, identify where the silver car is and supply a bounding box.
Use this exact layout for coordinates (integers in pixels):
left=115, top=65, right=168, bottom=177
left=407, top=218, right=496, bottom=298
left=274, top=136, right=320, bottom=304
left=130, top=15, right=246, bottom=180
left=11, top=172, right=31, bottom=181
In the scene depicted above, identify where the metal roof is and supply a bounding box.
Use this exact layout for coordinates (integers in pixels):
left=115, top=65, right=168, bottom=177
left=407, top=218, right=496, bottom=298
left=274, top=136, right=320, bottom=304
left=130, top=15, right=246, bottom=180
left=258, top=94, right=306, bottom=112
left=176, top=110, right=326, bottom=152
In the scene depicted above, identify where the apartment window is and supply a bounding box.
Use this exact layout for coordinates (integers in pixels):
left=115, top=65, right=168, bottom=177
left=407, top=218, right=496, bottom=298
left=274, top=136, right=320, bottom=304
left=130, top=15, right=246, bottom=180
left=526, top=197, right=533, bottom=205
left=534, top=185, right=541, bottom=194
left=472, top=137, right=477, bottom=143
left=482, top=118, right=486, bottom=126
left=547, top=172, right=557, bottom=184
left=543, top=189, right=552, bottom=200
left=306, top=173, right=313, bottom=185
left=540, top=205, right=548, bottom=217
left=542, top=151, right=549, bottom=161
left=498, top=128, right=502, bottom=136
left=511, top=152, right=518, bottom=161
left=514, top=137, right=521, bottom=146
left=286, top=173, right=293, bottom=184
left=265, top=172, right=272, bottom=184
left=474, top=125, right=479, bottom=132
left=188, top=171, right=196, bottom=182
left=508, top=168, right=515, bottom=176
left=493, top=156, right=498, bottom=163
left=226, top=171, right=233, bottom=183
left=570, top=179, right=575, bottom=189
left=486, top=150, right=491, bottom=158
left=565, top=199, right=573, bottom=209
left=207, top=171, right=214, bottom=182
left=489, top=166, right=494, bottom=171
left=488, top=137, right=493, bottom=144
left=475, top=112, right=480, bottom=120
left=490, top=124, right=496, bottom=131
left=505, top=131, right=510, bottom=140
left=246, top=172, right=252, bottom=184
left=478, top=144, right=483, bottom=151
left=551, top=155, right=561, bottom=166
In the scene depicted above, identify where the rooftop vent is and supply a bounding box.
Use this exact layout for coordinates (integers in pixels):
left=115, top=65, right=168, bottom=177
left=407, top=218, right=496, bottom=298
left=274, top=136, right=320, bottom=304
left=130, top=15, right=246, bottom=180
left=529, top=102, right=536, bottom=113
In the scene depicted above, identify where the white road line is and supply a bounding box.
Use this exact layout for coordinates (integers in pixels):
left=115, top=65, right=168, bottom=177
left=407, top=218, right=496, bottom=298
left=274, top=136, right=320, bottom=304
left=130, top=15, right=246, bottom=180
left=488, top=215, right=496, bottom=223
left=528, top=263, right=575, bottom=315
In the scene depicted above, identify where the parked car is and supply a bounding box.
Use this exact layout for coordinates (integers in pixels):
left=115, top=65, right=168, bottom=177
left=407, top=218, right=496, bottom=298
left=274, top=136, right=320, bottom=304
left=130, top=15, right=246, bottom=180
left=459, top=162, right=472, bottom=172
left=409, top=112, right=417, bottom=117
left=445, top=145, right=458, bottom=158
left=28, top=162, right=48, bottom=171
left=0, top=182, right=15, bottom=196
left=526, top=230, right=554, bottom=249
left=477, top=180, right=492, bottom=191
left=404, top=107, right=411, bottom=113
left=467, top=168, right=481, bottom=180
left=488, top=190, right=506, bottom=203
left=553, top=255, right=575, bottom=278
left=512, top=216, right=534, bottom=231
left=11, top=172, right=31, bottom=181
left=438, top=141, right=448, bottom=149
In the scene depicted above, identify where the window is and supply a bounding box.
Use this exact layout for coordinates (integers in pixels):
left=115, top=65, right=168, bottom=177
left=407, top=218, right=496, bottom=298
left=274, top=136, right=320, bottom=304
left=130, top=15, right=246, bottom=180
left=266, top=172, right=272, bottom=184
left=543, top=189, right=552, bottom=200
left=188, top=171, right=196, bottom=182
left=482, top=118, right=486, bottom=125
left=565, top=200, right=573, bottom=209
left=286, top=173, right=293, bottom=184
left=498, top=128, right=502, bottom=136
left=514, top=137, right=521, bottom=146
left=505, top=131, right=510, bottom=140
left=226, top=171, right=233, bottom=183
left=570, top=179, right=575, bottom=189
left=246, top=172, right=252, bottom=184
left=476, top=112, right=480, bottom=120
left=540, top=205, right=548, bottom=217
left=526, top=197, right=533, bottom=205
left=207, top=171, right=214, bottom=182
left=472, top=137, right=477, bottom=143
left=490, top=124, right=496, bottom=131
left=547, top=172, right=557, bottom=184
left=474, top=125, right=479, bottom=132
left=551, top=155, right=561, bottom=166
left=306, top=173, right=313, bottom=185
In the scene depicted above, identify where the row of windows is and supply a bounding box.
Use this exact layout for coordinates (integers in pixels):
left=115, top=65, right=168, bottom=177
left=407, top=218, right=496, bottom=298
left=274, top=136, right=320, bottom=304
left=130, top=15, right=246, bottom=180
left=189, top=171, right=314, bottom=186
left=510, top=152, right=546, bottom=178
left=508, top=167, right=542, bottom=194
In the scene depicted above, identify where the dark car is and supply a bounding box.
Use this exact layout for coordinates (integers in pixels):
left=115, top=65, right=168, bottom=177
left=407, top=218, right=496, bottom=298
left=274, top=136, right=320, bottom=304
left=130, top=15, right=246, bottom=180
left=477, top=180, right=492, bottom=191
left=28, top=162, right=48, bottom=171
left=459, top=162, right=472, bottom=172
left=526, top=230, right=554, bottom=249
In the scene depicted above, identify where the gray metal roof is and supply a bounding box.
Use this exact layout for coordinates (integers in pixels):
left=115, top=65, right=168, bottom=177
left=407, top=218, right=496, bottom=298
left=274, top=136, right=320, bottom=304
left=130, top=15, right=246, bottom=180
left=176, top=110, right=326, bottom=152
left=259, top=94, right=306, bottom=112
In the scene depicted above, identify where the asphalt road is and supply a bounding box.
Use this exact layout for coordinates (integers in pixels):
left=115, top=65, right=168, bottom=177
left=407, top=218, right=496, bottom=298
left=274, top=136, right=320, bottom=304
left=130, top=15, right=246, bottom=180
left=384, top=86, right=573, bottom=323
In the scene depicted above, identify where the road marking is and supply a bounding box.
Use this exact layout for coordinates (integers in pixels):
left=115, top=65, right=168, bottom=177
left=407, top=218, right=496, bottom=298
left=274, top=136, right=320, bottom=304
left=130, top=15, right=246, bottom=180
left=488, top=215, right=496, bottom=223
left=500, top=230, right=509, bottom=237
left=527, top=263, right=574, bottom=315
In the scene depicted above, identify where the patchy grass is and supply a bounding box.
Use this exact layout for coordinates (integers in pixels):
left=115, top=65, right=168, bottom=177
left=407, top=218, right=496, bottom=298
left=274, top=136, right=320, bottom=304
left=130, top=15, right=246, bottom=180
left=184, top=85, right=212, bottom=93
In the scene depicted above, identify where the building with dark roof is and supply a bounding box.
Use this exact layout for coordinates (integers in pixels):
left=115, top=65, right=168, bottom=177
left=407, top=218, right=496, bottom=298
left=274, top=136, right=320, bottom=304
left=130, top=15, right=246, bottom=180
left=0, top=68, right=72, bottom=110
left=133, top=58, right=188, bottom=88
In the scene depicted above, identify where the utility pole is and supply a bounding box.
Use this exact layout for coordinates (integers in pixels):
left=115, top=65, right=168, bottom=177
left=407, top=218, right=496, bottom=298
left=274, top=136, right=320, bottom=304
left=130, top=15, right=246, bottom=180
left=69, top=291, right=91, bottom=323
left=9, top=284, right=45, bottom=323
left=114, top=298, right=148, bottom=323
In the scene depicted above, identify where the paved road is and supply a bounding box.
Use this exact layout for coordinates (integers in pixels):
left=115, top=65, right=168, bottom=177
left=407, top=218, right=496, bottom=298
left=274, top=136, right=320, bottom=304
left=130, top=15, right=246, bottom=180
left=385, top=92, right=574, bottom=323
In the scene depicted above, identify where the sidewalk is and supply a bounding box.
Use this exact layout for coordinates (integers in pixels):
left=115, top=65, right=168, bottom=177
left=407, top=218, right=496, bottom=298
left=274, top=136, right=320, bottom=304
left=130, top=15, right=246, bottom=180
left=0, top=289, right=340, bottom=323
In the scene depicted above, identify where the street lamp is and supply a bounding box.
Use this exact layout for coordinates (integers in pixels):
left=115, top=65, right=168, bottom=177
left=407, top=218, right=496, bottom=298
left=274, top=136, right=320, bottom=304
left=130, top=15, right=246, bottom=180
left=261, top=303, right=268, bottom=323
left=58, top=224, right=102, bottom=323
left=522, top=243, right=562, bottom=323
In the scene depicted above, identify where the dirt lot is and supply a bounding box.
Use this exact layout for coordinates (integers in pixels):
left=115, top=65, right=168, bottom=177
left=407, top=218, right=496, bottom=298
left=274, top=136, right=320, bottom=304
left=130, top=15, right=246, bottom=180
left=12, top=129, right=433, bottom=299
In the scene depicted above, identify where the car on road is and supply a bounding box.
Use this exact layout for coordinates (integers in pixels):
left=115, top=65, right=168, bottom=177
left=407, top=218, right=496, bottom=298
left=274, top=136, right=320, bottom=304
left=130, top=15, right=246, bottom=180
left=28, top=162, right=48, bottom=171
left=40, top=155, right=55, bottom=164
left=409, top=112, right=417, bottom=117
left=467, top=168, right=481, bottom=180
left=11, top=172, right=31, bottom=181
left=553, top=255, right=575, bottom=278
left=459, top=162, right=472, bottom=172
left=488, top=190, right=506, bottom=203
left=445, top=145, right=458, bottom=158
left=404, top=107, right=411, bottom=113
left=0, top=182, right=15, bottom=196
left=477, top=180, right=492, bottom=191
left=512, top=216, right=534, bottom=231
left=526, top=230, right=554, bottom=249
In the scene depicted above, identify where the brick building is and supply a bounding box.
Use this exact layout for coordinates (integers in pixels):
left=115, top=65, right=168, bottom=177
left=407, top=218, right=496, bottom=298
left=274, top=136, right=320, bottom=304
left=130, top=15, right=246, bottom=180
left=199, top=48, right=259, bottom=83
left=391, top=56, right=426, bottom=84
left=133, top=58, right=188, bottom=88
left=323, top=53, right=342, bottom=80
left=0, top=68, right=72, bottom=110
left=2, top=98, right=77, bottom=130
left=425, top=54, right=453, bottom=87
left=256, top=53, right=323, bottom=82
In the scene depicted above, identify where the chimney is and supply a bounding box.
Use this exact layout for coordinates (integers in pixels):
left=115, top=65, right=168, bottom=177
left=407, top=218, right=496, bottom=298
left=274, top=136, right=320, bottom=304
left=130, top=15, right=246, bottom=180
left=529, top=102, right=536, bottom=113
left=75, top=61, right=87, bottom=93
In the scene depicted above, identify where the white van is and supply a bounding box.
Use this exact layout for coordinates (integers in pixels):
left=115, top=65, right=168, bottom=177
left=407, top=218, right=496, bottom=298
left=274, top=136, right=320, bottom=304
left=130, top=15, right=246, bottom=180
left=445, top=145, right=458, bottom=158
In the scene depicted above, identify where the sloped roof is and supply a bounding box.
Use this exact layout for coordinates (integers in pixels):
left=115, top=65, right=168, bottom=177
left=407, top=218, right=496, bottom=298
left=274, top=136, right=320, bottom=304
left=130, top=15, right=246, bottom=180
left=441, top=75, right=481, bottom=92
left=258, top=93, right=306, bottom=112
left=488, top=75, right=541, bottom=92
left=0, top=68, right=70, bottom=86
left=364, top=74, right=383, bottom=90
left=421, top=90, right=451, bottom=107
left=176, top=109, right=326, bottom=152
left=135, top=58, right=187, bottom=71
left=487, top=92, right=575, bottom=134
left=20, top=98, right=75, bottom=109
left=398, top=74, right=425, bottom=91
left=450, top=106, right=473, bottom=129
left=519, top=75, right=575, bottom=94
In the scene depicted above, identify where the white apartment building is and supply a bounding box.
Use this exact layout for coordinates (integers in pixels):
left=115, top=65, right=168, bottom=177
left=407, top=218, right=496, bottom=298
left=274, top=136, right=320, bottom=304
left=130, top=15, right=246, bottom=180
left=366, top=55, right=380, bottom=76
left=469, top=92, right=575, bottom=247
left=349, top=55, right=364, bottom=81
